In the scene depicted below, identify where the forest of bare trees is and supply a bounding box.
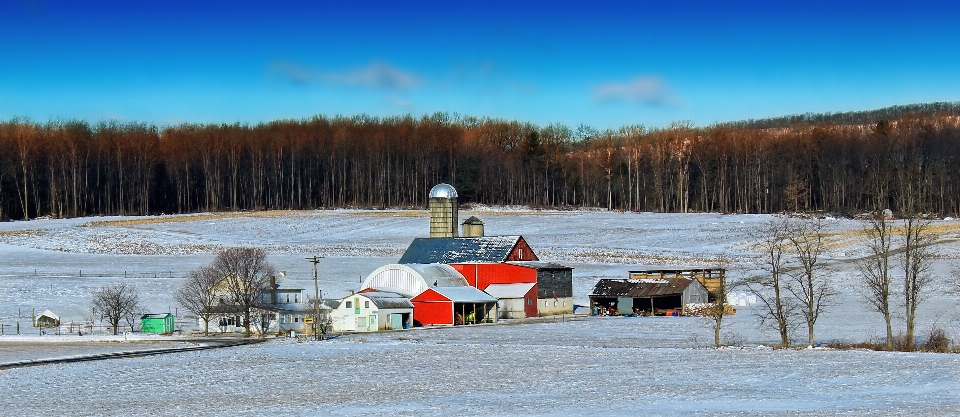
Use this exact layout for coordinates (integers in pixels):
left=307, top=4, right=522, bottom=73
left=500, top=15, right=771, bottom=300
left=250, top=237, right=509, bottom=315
left=2, top=103, right=960, bottom=220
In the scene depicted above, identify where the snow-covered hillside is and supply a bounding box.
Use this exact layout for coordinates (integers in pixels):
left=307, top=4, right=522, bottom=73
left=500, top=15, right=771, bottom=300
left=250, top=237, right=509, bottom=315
left=1, top=210, right=959, bottom=415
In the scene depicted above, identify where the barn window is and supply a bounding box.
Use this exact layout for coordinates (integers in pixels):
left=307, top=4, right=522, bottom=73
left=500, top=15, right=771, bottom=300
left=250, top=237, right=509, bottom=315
left=357, top=317, right=367, bottom=328
left=526, top=298, right=532, bottom=305
left=365, top=301, right=370, bottom=309
left=345, top=301, right=352, bottom=309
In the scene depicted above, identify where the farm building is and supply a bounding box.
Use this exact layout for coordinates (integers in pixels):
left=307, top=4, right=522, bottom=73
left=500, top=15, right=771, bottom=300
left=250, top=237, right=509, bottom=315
left=484, top=282, right=537, bottom=319
left=398, top=235, right=574, bottom=317
left=628, top=267, right=726, bottom=302
left=589, top=278, right=709, bottom=316
left=411, top=286, right=498, bottom=326
left=35, top=307, right=93, bottom=328
left=360, top=263, right=470, bottom=297
left=398, top=235, right=540, bottom=264
left=140, top=313, right=175, bottom=334
left=329, top=290, right=413, bottom=332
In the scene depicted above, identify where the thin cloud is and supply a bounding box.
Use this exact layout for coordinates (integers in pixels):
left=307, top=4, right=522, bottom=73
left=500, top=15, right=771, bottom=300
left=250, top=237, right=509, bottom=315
left=271, top=60, right=422, bottom=91
left=593, top=76, right=678, bottom=106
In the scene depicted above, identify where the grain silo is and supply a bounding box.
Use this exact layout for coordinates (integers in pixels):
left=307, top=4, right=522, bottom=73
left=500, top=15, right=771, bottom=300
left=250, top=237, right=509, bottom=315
left=429, top=183, right=458, bottom=238
left=461, top=216, right=484, bottom=237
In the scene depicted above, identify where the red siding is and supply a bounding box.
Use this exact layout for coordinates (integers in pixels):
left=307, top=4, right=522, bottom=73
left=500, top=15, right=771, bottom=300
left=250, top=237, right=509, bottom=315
left=523, top=284, right=539, bottom=318
left=505, top=237, right=539, bottom=261
left=411, top=288, right=454, bottom=325
left=451, top=263, right=537, bottom=290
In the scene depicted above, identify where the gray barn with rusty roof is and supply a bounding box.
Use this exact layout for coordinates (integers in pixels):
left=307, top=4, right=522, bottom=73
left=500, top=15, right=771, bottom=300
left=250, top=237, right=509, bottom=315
left=589, top=278, right=708, bottom=316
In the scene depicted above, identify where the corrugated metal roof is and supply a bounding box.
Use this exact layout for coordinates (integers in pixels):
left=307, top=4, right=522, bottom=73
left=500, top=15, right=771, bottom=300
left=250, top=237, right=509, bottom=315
left=506, top=261, right=571, bottom=270
left=484, top=283, right=535, bottom=299
left=361, top=263, right=468, bottom=297
left=398, top=236, right=523, bottom=264
left=362, top=291, right=415, bottom=309
left=589, top=278, right=695, bottom=297
left=431, top=286, right=499, bottom=303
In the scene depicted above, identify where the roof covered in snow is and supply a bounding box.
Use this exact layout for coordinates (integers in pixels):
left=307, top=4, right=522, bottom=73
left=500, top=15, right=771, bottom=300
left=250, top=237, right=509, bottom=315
left=589, top=278, right=701, bottom=298
left=37, top=306, right=94, bottom=322
left=484, top=282, right=536, bottom=299
left=398, top=236, right=526, bottom=264
left=269, top=271, right=306, bottom=292
left=430, top=286, right=499, bottom=303
left=358, top=291, right=415, bottom=309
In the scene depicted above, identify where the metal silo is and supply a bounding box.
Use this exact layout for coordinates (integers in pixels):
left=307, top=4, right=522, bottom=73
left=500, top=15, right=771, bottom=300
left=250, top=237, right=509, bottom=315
left=429, top=183, right=458, bottom=238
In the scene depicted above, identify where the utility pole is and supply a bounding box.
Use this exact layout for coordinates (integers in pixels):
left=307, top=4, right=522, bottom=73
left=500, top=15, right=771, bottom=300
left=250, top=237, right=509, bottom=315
left=306, top=255, right=323, bottom=341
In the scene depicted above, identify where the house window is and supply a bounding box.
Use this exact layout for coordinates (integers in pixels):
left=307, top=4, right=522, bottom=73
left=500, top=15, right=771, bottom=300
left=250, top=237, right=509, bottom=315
left=345, top=301, right=352, bottom=309
left=286, top=295, right=290, bottom=303
left=280, top=315, right=286, bottom=324
left=365, top=301, right=370, bottom=309
left=294, top=316, right=300, bottom=323
left=295, top=295, right=299, bottom=303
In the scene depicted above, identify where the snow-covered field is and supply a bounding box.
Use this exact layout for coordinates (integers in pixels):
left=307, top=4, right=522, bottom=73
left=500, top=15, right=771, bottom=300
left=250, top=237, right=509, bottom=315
left=2, top=209, right=960, bottom=415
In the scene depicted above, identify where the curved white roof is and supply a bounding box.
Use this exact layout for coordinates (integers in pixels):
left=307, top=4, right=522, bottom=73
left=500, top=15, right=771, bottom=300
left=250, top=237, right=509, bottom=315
left=361, top=263, right=468, bottom=297
left=429, top=183, right=458, bottom=199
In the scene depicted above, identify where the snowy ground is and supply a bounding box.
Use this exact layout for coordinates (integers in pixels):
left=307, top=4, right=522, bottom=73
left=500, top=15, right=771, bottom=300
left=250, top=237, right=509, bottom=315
left=1, top=209, right=960, bottom=415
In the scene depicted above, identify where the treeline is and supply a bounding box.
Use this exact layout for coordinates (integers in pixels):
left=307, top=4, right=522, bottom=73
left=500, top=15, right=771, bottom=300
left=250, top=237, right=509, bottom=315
left=726, top=102, right=960, bottom=129
left=2, top=106, right=960, bottom=220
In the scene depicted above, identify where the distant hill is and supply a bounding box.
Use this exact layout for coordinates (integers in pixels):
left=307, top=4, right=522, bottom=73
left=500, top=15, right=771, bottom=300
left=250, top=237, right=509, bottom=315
left=724, top=102, right=960, bottom=129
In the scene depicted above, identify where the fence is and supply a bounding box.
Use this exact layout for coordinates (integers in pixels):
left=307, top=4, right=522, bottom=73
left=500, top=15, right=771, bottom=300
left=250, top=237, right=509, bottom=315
left=0, top=321, right=142, bottom=336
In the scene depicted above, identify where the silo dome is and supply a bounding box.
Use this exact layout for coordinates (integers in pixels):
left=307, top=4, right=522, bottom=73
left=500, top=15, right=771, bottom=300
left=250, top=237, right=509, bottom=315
left=429, top=183, right=458, bottom=199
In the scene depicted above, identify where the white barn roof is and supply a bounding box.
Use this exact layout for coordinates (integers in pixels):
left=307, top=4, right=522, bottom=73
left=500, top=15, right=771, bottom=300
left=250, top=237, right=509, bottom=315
left=361, top=263, right=468, bottom=297
left=431, top=286, right=499, bottom=303
left=484, top=283, right=535, bottom=299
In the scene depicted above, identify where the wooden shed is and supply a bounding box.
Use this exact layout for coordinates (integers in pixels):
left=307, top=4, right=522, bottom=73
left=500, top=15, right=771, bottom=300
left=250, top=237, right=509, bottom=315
left=141, top=313, right=175, bottom=334
left=589, top=278, right=709, bottom=316
left=628, top=267, right=726, bottom=302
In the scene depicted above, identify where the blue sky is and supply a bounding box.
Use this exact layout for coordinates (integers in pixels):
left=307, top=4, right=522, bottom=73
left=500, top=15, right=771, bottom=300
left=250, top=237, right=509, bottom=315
left=2, top=0, right=959, bottom=129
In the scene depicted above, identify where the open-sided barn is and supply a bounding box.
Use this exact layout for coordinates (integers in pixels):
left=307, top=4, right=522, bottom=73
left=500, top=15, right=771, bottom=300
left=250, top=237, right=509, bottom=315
left=628, top=267, right=725, bottom=302
left=589, top=278, right=709, bottom=316
left=411, top=286, right=498, bottom=326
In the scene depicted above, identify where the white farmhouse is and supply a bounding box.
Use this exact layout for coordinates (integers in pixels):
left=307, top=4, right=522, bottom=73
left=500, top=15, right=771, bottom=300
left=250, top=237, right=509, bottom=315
left=330, top=290, right=413, bottom=332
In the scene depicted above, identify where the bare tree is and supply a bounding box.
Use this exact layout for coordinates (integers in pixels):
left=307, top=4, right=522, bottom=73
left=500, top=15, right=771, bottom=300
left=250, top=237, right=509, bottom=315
left=857, top=212, right=895, bottom=350
left=703, top=256, right=731, bottom=348
left=250, top=310, right=275, bottom=336
left=745, top=217, right=797, bottom=347
left=900, top=216, right=937, bottom=351
left=174, top=266, right=221, bottom=336
left=210, top=247, right=275, bottom=337
left=786, top=218, right=834, bottom=347
left=92, top=282, right=142, bottom=335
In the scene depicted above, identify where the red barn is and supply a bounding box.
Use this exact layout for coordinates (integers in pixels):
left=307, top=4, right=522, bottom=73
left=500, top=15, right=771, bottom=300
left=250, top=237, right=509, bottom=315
left=399, top=236, right=574, bottom=317
left=411, top=286, right=499, bottom=326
